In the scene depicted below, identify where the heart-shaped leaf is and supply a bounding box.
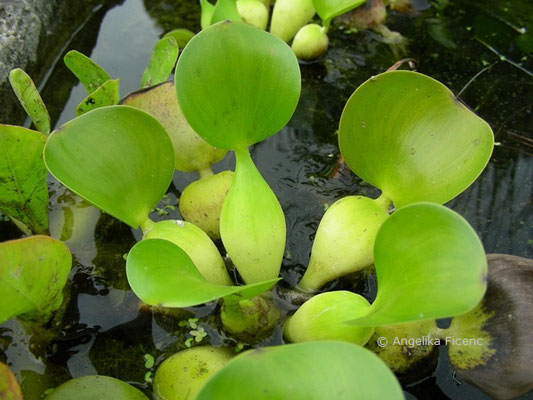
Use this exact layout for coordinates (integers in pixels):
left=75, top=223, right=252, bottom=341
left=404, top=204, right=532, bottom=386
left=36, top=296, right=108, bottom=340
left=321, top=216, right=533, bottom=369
left=0, top=236, right=71, bottom=324
left=9, top=69, right=50, bottom=135
left=44, top=106, right=174, bottom=229
left=197, top=342, right=404, bottom=400
left=0, top=125, right=48, bottom=235
left=63, top=50, right=111, bottom=94
left=121, top=82, right=226, bottom=172
left=351, top=202, right=487, bottom=326
left=339, top=71, right=494, bottom=209
left=220, top=148, right=285, bottom=283
left=76, top=79, right=120, bottom=116
left=313, top=0, right=365, bottom=28
left=126, top=239, right=279, bottom=307
left=140, top=37, right=179, bottom=89
left=175, top=20, right=301, bottom=149
left=44, top=375, right=148, bottom=400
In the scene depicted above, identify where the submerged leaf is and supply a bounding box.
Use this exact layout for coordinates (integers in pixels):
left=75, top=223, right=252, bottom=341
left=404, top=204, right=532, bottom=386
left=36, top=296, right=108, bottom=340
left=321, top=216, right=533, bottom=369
left=197, top=342, right=404, bottom=399
left=8, top=69, right=50, bottom=135
left=126, top=239, right=279, bottom=307
left=339, top=71, right=494, bottom=208
left=44, top=106, right=174, bottom=229
left=447, top=254, right=533, bottom=399
left=140, top=37, right=179, bottom=89
left=351, top=203, right=487, bottom=326
left=63, top=50, right=111, bottom=94
left=121, top=82, right=226, bottom=172
left=44, top=375, right=148, bottom=400
left=220, top=148, right=285, bottom=283
left=0, top=125, right=48, bottom=234
left=76, top=79, right=120, bottom=116
left=0, top=236, right=71, bottom=324
left=175, top=20, right=301, bottom=149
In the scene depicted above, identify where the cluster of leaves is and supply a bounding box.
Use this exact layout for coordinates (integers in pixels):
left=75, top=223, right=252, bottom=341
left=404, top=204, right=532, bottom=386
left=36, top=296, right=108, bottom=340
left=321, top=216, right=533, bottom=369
left=0, top=4, right=529, bottom=399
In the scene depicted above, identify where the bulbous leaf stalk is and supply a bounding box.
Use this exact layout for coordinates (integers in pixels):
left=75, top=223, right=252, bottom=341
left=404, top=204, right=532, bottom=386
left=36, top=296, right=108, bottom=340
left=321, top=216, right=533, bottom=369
left=270, top=0, right=316, bottom=42
left=237, top=0, right=269, bottom=30
left=292, top=24, right=329, bottom=60
left=179, top=171, right=234, bottom=239
left=221, top=148, right=286, bottom=283
left=284, top=291, right=374, bottom=345
left=298, top=196, right=389, bottom=292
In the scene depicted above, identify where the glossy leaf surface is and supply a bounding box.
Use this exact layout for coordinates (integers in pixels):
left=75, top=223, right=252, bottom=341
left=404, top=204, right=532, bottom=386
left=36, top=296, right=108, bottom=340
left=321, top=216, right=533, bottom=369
left=0, top=236, right=71, bottom=324
left=44, top=375, right=148, bottom=400
left=175, top=21, right=301, bottom=149
left=121, top=82, right=226, bottom=172
left=44, top=106, right=174, bottom=229
left=63, top=50, right=111, bottom=94
left=140, top=37, right=179, bottom=89
left=197, top=342, right=404, bottom=400
left=126, top=239, right=279, bottom=307
left=76, top=79, right=120, bottom=116
left=339, top=71, right=494, bottom=208
left=220, top=148, right=285, bottom=283
left=8, top=69, right=50, bottom=135
left=313, top=0, right=365, bottom=27
left=0, top=125, right=48, bottom=234
left=351, top=203, right=487, bottom=326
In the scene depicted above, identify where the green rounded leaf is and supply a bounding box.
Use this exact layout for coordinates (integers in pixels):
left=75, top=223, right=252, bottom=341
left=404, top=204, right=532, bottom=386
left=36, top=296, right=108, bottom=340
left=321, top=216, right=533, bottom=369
left=126, top=239, right=279, bottom=308
left=284, top=291, right=374, bottom=345
left=175, top=21, right=301, bottom=149
left=44, top=106, right=174, bottom=229
left=144, top=219, right=232, bottom=286
left=211, top=0, right=242, bottom=25
left=63, top=50, right=111, bottom=94
left=220, top=148, right=285, bottom=283
left=0, top=236, right=71, bottom=324
left=140, top=37, right=179, bottom=89
left=8, top=69, right=50, bottom=135
left=0, top=125, right=48, bottom=235
left=339, top=71, right=494, bottom=208
left=197, top=342, right=404, bottom=400
left=351, top=202, right=488, bottom=327
left=121, top=82, right=226, bottom=172
left=76, top=79, right=120, bottom=116
left=44, top=375, right=148, bottom=400
left=313, top=0, right=365, bottom=28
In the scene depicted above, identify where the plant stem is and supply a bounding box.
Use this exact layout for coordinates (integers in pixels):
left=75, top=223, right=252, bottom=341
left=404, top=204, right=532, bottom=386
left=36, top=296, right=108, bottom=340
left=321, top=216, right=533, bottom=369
left=140, top=218, right=155, bottom=235
left=198, top=166, right=214, bottom=179
left=375, top=194, right=392, bottom=213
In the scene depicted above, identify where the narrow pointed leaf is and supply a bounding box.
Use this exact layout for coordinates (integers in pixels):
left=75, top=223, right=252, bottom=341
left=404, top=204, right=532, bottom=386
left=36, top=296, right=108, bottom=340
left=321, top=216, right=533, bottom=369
left=121, top=82, right=226, bottom=172
left=313, top=0, right=365, bottom=27
left=197, top=342, right=404, bottom=400
left=76, top=79, right=120, bottom=116
left=339, top=71, right=494, bottom=208
left=0, top=125, right=48, bottom=234
left=126, top=239, right=279, bottom=307
left=8, top=69, right=50, bottom=135
left=63, top=50, right=111, bottom=94
left=0, top=236, right=71, bottom=324
left=175, top=20, right=301, bottom=149
left=211, top=0, right=242, bottom=25
left=44, top=106, right=174, bottom=229
left=200, top=0, right=216, bottom=29
left=44, top=376, right=148, bottom=400
left=351, top=203, right=487, bottom=327
left=140, top=37, right=179, bottom=89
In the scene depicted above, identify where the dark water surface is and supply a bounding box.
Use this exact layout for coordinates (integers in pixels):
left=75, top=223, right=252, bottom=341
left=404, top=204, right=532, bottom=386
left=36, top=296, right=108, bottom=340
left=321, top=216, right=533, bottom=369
left=1, top=0, right=532, bottom=398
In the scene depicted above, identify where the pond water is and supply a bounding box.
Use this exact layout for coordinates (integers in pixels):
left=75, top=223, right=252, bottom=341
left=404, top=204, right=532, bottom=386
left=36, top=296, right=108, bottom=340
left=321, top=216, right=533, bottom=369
left=1, top=0, right=532, bottom=399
